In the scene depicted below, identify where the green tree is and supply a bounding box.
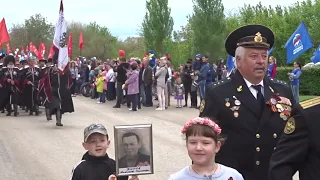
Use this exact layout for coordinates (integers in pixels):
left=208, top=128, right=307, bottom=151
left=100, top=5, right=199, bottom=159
left=141, top=0, right=174, bottom=56
left=190, top=0, right=226, bottom=62
left=24, top=14, right=53, bottom=47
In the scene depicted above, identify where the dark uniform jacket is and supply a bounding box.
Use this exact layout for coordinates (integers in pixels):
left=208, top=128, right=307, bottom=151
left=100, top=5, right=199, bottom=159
left=199, top=70, right=294, bottom=180
left=71, top=151, right=128, bottom=180
left=48, top=67, right=74, bottom=114
left=269, top=97, right=320, bottom=180
left=20, top=65, right=41, bottom=108
left=0, top=67, right=20, bottom=105
left=118, top=152, right=151, bottom=168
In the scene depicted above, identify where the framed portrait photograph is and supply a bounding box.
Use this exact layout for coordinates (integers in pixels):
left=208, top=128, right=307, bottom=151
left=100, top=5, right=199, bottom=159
left=114, top=124, right=154, bottom=176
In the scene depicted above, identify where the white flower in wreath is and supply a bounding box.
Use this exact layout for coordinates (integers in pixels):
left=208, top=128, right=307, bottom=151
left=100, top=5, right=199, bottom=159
left=13, top=71, right=17, bottom=75
left=35, top=71, right=39, bottom=76
left=5, top=72, right=9, bottom=76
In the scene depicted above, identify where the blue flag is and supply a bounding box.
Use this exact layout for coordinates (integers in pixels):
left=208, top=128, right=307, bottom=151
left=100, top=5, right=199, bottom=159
left=226, top=55, right=235, bottom=73
left=1, top=48, right=5, bottom=54
left=284, top=22, right=313, bottom=64
left=268, top=47, right=274, bottom=56
left=311, top=44, right=320, bottom=63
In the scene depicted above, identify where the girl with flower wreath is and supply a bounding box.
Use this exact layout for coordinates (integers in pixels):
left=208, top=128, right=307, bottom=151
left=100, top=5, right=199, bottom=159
left=169, top=117, right=244, bottom=180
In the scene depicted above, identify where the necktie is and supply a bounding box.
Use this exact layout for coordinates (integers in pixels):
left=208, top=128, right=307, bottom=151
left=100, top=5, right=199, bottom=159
left=252, top=85, right=265, bottom=117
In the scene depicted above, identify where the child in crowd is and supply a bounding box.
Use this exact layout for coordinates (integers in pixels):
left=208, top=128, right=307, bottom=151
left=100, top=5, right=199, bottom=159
left=95, top=73, right=105, bottom=104
left=101, top=71, right=108, bottom=100
left=70, top=123, right=139, bottom=180
left=168, top=117, right=244, bottom=180
left=174, top=78, right=184, bottom=108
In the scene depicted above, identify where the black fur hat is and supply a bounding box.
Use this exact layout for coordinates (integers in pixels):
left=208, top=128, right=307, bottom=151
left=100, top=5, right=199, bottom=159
left=4, top=55, right=15, bottom=66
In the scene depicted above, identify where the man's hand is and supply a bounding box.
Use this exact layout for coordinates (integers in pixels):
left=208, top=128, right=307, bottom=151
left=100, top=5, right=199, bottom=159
left=11, top=81, right=14, bottom=85
left=27, top=81, right=32, bottom=85
left=0, top=84, right=2, bottom=88
left=7, top=79, right=11, bottom=83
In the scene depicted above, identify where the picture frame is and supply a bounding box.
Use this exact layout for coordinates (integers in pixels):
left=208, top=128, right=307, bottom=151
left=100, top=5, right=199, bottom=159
left=114, top=124, right=154, bottom=176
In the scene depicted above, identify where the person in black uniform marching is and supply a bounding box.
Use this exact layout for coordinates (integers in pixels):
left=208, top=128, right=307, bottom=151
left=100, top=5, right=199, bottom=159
left=43, top=52, right=74, bottom=126
left=199, top=25, right=299, bottom=180
left=20, top=56, right=41, bottom=116
left=0, top=55, right=20, bottom=116
left=0, top=54, right=5, bottom=113
left=269, top=97, right=320, bottom=180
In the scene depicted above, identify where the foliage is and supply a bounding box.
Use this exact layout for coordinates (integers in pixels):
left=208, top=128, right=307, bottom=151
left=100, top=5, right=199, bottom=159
left=141, top=0, right=174, bottom=55
left=276, top=66, right=320, bottom=95
left=9, top=15, right=119, bottom=60
left=8, top=0, right=320, bottom=67
left=9, top=14, right=53, bottom=51
left=189, top=0, right=226, bottom=61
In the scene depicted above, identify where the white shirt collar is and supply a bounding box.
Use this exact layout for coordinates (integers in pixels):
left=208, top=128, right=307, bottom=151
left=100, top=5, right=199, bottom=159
left=243, top=78, right=264, bottom=88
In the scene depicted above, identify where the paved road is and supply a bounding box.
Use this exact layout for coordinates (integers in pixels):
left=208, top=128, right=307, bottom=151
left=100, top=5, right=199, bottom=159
left=0, top=96, right=298, bottom=180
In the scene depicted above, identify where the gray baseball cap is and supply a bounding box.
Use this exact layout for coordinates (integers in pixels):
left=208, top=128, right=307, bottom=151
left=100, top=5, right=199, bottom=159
left=84, top=123, right=108, bottom=142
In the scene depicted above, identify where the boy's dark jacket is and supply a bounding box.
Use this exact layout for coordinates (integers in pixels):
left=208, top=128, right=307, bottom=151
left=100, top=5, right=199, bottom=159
left=71, top=151, right=128, bottom=180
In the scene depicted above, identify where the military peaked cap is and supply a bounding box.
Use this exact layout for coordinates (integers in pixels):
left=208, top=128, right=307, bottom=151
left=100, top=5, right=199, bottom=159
left=225, top=24, right=275, bottom=57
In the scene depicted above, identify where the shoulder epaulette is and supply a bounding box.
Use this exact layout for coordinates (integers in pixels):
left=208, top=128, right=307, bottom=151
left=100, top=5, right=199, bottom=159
left=269, top=78, right=288, bottom=86
left=0, top=63, right=3, bottom=65
left=2, top=67, right=7, bottom=69
left=19, top=68, right=23, bottom=70
left=299, top=96, right=320, bottom=109
left=212, top=77, right=232, bottom=88
left=41, top=66, right=46, bottom=69
left=24, top=65, right=29, bottom=69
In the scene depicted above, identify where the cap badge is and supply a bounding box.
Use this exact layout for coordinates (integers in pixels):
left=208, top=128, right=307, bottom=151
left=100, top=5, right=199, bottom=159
left=254, top=32, right=263, bottom=42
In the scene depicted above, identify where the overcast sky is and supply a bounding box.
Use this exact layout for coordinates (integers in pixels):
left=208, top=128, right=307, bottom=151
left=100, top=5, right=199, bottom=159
left=3, top=0, right=299, bottom=40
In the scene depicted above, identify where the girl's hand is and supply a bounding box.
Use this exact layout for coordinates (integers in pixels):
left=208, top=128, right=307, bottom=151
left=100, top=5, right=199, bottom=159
left=129, top=175, right=139, bottom=180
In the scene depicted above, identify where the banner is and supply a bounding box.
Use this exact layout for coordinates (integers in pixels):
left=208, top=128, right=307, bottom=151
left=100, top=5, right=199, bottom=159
left=284, top=22, right=313, bottom=64
left=0, top=18, right=10, bottom=45
left=53, top=0, right=69, bottom=73
left=79, top=32, right=83, bottom=50
left=68, top=33, right=72, bottom=59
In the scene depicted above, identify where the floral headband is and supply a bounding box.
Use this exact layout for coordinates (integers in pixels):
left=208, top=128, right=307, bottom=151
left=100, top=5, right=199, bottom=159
left=181, top=117, right=222, bottom=135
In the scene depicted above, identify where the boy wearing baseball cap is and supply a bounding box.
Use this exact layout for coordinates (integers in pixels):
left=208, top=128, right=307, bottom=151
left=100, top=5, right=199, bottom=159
left=70, top=123, right=138, bottom=180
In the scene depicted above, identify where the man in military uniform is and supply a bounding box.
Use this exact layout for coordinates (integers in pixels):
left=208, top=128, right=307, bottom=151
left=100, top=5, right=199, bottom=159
left=42, top=52, right=74, bottom=126
left=269, top=97, right=320, bottom=180
left=199, top=25, right=297, bottom=180
left=20, top=56, right=41, bottom=115
left=0, top=54, right=6, bottom=113
left=38, top=58, right=53, bottom=120
left=0, top=55, right=20, bottom=116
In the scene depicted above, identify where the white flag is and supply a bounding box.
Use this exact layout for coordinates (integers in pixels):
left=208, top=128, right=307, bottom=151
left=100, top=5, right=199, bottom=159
left=53, top=0, right=68, bottom=73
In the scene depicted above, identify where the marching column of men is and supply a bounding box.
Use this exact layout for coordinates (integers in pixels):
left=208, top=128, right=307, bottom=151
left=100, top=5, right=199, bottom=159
left=0, top=53, right=74, bottom=126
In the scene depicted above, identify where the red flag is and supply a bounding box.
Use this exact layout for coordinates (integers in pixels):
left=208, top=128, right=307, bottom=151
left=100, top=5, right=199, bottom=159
left=26, top=45, right=29, bottom=52
left=29, top=42, right=39, bottom=57
left=68, top=33, right=72, bottom=59
left=21, top=46, right=25, bottom=52
left=38, top=42, right=46, bottom=59
left=6, top=43, right=11, bottom=54
left=0, top=18, right=10, bottom=45
left=29, top=42, right=34, bottom=52
left=48, top=44, right=55, bottom=59
left=79, top=32, right=83, bottom=50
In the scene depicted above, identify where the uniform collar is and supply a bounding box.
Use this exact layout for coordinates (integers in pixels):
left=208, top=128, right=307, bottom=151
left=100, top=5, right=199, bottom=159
left=243, top=77, right=264, bottom=88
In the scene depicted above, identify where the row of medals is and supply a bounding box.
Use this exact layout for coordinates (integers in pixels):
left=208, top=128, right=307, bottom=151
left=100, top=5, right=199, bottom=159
left=225, top=96, right=241, bottom=118
left=269, top=97, right=291, bottom=120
